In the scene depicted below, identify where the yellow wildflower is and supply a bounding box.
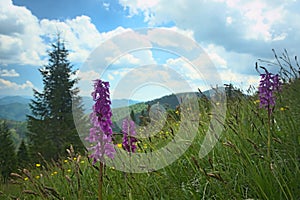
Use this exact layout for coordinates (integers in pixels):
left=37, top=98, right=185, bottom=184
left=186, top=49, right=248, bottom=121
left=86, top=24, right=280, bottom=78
left=280, top=107, right=287, bottom=111
left=35, top=175, right=40, bottom=179
left=53, top=171, right=58, bottom=175
left=24, top=177, right=29, bottom=181
left=35, top=163, right=41, bottom=167
left=51, top=171, right=58, bottom=176
left=117, top=143, right=122, bottom=148
left=254, top=99, right=260, bottom=104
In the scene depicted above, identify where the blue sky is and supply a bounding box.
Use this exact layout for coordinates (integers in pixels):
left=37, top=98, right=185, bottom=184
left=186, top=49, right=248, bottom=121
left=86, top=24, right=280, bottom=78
left=1, top=0, right=300, bottom=101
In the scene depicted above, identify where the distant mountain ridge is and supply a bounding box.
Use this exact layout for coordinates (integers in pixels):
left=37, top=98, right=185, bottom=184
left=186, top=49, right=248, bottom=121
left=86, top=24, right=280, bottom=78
left=0, top=96, right=31, bottom=105
left=0, top=96, right=141, bottom=121
left=0, top=89, right=218, bottom=121
left=80, top=96, right=140, bottom=113
left=0, top=96, right=31, bottom=121
left=144, top=90, right=211, bottom=109
left=0, top=102, right=31, bottom=121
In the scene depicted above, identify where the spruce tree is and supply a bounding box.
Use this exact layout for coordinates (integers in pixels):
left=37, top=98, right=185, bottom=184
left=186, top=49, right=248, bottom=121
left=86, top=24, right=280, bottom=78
left=130, top=110, right=136, bottom=122
left=27, top=36, right=85, bottom=162
left=0, top=121, right=16, bottom=183
left=17, top=139, right=30, bottom=168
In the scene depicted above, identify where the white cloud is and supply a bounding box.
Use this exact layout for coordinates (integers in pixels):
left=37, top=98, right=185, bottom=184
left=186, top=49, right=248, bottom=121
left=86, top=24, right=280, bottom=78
left=76, top=70, right=100, bottom=81
left=0, top=0, right=133, bottom=66
left=204, top=44, right=228, bottom=69
left=0, top=69, right=19, bottom=77
left=240, top=1, right=285, bottom=41
left=119, top=0, right=159, bottom=17
left=118, top=0, right=300, bottom=59
left=0, top=78, right=36, bottom=96
left=163, top=43, right=260, bottom=91
left=111, top=65, right=193, bottom=100
left=0, top=0, right=46, bottom=66
left=75, top=70, right=101, bottom=96
left=219, top=69, right=260, bottom=92
left=114, top=54, right=141, bottom=65
left=0, top=78, right=34, bottom=90
left=165, top=57, right=201, bottom=80
left=82, top=28, right=155, bottom=73
left=111, top=69, right=131, bottom=77
left=103, top=2, right=110, bottom=11
left=40, top=15, right=119, bottom=63
left=204, top=43, right=258, bottom=75
left=226, top=17, right=233, bottom=25
left=108, top=74, right=114, bottom=80
left=145, top=28, right=195, bottom=51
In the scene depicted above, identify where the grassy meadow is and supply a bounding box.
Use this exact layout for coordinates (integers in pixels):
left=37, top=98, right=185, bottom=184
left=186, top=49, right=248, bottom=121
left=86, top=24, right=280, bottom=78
left=1, top=68, right=300, bottom=199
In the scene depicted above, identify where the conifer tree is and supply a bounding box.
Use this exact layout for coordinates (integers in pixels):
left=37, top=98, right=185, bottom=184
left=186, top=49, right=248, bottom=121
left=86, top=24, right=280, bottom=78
left=17, top=139, right=30, bottom=168
left=130, top=110, right=136, bottom=122
left=27, top=36, right=85, bottom=161
left=0, top=121, right=16, bottom=183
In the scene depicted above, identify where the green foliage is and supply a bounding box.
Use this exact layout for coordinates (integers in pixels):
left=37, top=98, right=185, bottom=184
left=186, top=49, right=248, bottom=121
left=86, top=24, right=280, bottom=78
left=111, top=102, right=147, bottom=124
left=1, top=81, right=300, bottom=198
left=0, top=121, right=17, bottom=183
left=1, top=49, right=299, bottom=199
left=27, top=36, right=85, bottom=162
left=130, top=110, right=136, bottom=122
left=0, top=119, right=27, bottom=150
left=17, top=140, right=30, bottom=169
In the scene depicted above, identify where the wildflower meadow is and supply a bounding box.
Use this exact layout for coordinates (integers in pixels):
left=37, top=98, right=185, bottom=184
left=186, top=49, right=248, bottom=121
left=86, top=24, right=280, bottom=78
left=1, top=50, right=300, bottom=200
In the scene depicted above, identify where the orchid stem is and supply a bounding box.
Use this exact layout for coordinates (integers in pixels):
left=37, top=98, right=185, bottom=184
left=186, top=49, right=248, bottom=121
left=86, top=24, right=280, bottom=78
left=267, top=109, right=271, bottom=162
left=98, top=162, right=103, bottom=200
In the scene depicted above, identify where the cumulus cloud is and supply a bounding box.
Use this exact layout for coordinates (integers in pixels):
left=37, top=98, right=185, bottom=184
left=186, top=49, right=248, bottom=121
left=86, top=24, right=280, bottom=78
left=0, top=78, right=34, bottom=90
left=119, top=0, right=159, bottom=17
left=204, top=44, right=259, bottom=75
left=76, top=70, right=100, bottom=81
left=0, top=0, right=46, bottom=66
left=0, top=0, right=133, bottom=66
left=165, top=57, right=201, bottom=81
left=111, top=64, right=193, bottom=100
left=0, top=78, right=36, bottom=96
left=117, top=0, right=300, bottom=92
left=0, top=69, right=20, bottom=77
left=118, top=0, right=300, bottom=58
left=219, top=69, right=260, bottom=92
left=2, top=0, right=297, bottom=99
left=40, top=17, right=133, bottom=64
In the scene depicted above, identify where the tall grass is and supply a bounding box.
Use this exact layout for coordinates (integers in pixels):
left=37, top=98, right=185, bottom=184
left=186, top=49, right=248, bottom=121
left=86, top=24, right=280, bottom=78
left=1, top=56, right=300, bottom=199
